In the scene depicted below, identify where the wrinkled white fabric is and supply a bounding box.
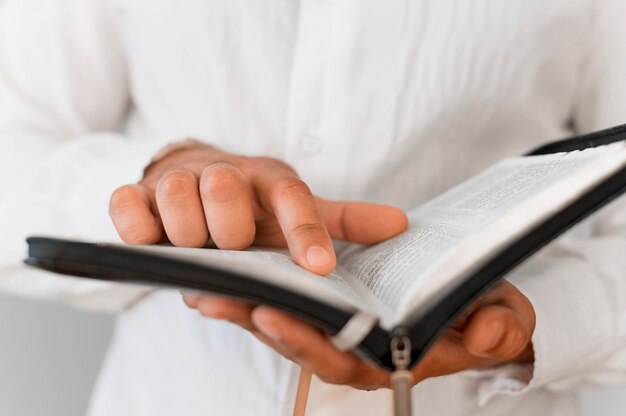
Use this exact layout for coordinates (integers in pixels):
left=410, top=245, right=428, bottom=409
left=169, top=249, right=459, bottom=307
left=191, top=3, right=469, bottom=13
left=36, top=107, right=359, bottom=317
left=1, top=0, right=626, bottom=415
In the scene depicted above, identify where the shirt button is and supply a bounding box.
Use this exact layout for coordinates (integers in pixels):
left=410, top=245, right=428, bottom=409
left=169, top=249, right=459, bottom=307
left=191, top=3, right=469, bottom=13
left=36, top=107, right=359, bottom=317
left=301, top=135, right=323, bottom=155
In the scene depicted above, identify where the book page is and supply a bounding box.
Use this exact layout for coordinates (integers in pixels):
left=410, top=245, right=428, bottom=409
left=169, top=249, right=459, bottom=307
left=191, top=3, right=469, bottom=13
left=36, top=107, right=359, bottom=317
left=339, top=143, right=626, bottom=325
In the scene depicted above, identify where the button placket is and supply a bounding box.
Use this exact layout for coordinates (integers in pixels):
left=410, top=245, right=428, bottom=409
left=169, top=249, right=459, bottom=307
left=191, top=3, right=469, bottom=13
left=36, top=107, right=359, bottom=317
left=283, top=1, right=336, bottom=163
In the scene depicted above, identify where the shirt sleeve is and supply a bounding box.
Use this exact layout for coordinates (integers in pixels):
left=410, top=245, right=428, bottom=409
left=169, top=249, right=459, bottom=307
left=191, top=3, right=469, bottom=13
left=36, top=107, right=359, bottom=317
left=471, top=0, right=626, bottom=404
left=0, top=0, right=162, bottom=311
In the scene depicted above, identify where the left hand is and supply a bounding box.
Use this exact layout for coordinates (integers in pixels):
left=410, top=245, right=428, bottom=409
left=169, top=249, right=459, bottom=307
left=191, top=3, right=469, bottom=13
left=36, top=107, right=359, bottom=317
left=182, top=279, right=535, bottom=390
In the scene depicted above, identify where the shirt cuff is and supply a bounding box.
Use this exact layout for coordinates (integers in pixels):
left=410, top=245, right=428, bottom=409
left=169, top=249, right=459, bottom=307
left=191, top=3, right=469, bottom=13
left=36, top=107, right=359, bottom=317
left=466, top=248, right=616, bottom=406
left=0, top=134, right=165, bottom=311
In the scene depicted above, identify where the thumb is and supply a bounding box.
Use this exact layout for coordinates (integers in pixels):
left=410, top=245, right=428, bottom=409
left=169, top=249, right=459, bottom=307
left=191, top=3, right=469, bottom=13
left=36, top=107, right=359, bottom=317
left=463, top=305, right=533, bottom=362
left=316, top=199, right=408, bottom=244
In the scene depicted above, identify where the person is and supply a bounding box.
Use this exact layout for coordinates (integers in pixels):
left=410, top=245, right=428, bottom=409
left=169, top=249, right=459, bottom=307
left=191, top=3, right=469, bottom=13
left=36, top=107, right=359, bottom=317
left=0, top=0, right=625, bottom=415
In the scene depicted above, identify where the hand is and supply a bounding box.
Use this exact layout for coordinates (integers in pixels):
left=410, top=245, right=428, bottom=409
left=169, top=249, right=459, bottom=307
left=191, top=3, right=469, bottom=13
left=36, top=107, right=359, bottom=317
left=109, top=141, right=409, bottom=275
left=183, top=279, right=535, bottom=390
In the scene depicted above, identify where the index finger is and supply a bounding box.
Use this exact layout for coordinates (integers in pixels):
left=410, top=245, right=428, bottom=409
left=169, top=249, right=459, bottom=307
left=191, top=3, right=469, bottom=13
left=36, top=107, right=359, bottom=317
left=253, top=169, right=336, bottom=275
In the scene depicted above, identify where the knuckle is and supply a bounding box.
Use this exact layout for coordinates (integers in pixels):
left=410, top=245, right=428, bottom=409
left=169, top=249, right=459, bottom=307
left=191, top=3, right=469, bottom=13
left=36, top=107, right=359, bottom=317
left=290, top=221, right=326, bottom=237
left=252, top=156, right=295, bottom=173
left=200, top=162, right=244, bottom=201
left=157, top=170, right=197, bottom=199
left=273, top=178, right=312, bottom=200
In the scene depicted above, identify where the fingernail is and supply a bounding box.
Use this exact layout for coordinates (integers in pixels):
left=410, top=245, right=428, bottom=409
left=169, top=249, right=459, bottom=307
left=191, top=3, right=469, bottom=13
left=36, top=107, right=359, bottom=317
left=180, top=291, right=198, bottom=300
left=306, top=246, right=333, bottom=268
left=481, top=320, right=504, bottom=354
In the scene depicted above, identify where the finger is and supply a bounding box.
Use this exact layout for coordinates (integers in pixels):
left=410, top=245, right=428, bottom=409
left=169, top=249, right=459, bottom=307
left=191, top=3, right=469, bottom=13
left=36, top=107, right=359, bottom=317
left=194, top=294, right=256, bottom=331
left=316, top=199, right=408, bottom=244
left=181, top=292, right=200, bottom=308
left=109, top=184, right=164, bottom=244
left=254, top=171, right=335, bottom=275
left=251, top=306, right=389, bottom=389
left=451, top=280, right=535, bottom=330
left=411, top=333, right=496, bottom=383
left=495, top=281, right=537, bottom=332
left=156, top=168, right=209, bottom=248
left=462, top=304, right=533, bottom=361
left=200, top=163, right=256, bottom=250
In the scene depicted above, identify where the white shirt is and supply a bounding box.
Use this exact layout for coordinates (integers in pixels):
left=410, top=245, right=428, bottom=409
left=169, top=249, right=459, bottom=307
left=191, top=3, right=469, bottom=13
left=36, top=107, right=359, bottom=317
left=1, top=0, right=626, bottom=415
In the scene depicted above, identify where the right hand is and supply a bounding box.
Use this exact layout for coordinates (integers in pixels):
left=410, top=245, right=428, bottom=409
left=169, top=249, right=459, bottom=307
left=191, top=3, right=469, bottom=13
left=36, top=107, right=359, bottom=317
left=109, top=141, right=408, bottom=275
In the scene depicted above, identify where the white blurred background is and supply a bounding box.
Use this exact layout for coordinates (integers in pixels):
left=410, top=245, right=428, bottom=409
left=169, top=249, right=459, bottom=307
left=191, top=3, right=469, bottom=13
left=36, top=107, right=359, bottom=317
left=0, top=294, right=113, bottom=415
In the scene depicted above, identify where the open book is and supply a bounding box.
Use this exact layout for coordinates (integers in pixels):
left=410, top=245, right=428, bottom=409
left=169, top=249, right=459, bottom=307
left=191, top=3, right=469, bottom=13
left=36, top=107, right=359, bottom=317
left=25, top=124, right=626, bottom=376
